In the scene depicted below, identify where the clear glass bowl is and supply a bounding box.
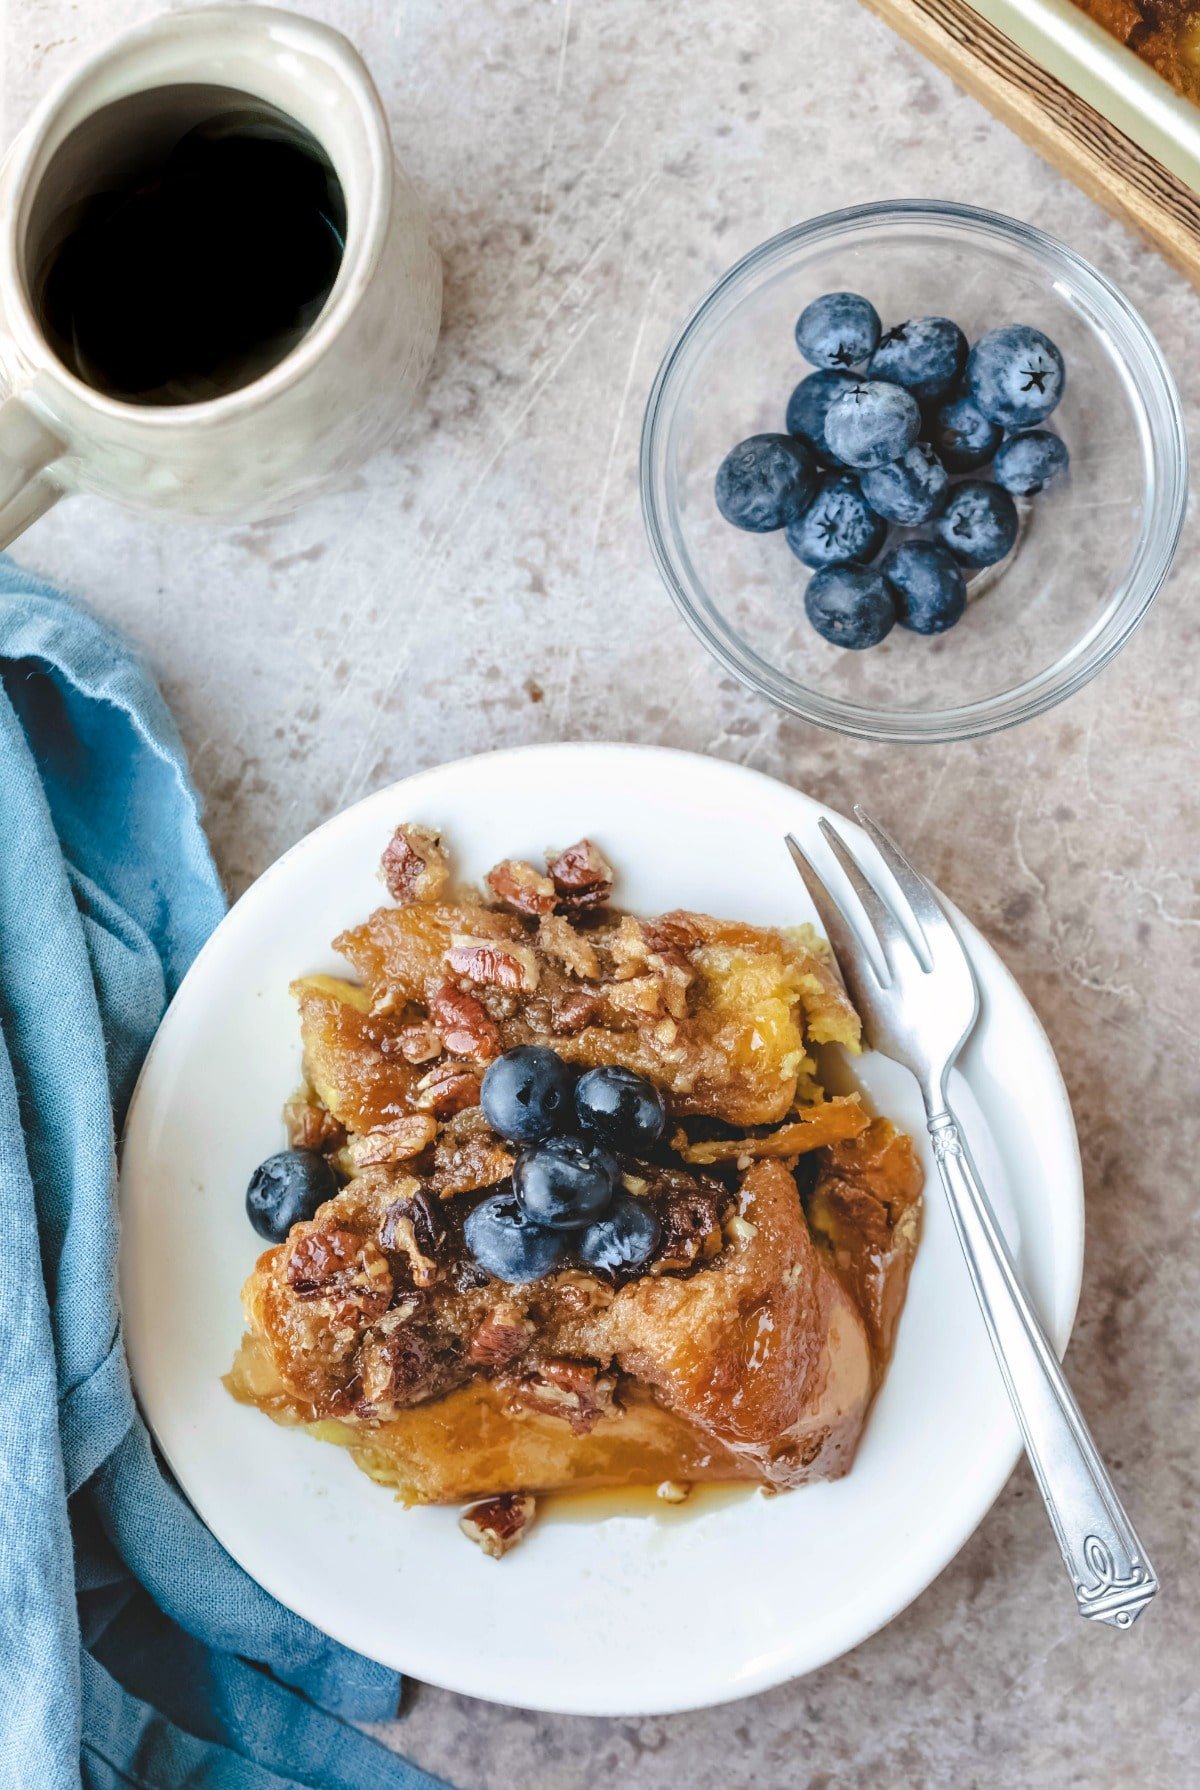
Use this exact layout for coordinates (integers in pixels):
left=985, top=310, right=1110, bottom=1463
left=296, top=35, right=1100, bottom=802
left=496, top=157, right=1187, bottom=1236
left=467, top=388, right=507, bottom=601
left=640, top=201, right=1187, bottom=743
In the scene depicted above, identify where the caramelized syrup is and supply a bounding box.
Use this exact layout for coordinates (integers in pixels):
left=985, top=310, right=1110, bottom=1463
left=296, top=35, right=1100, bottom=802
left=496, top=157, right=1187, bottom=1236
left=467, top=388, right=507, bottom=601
left=542, top=1481, right=757, bottom=1527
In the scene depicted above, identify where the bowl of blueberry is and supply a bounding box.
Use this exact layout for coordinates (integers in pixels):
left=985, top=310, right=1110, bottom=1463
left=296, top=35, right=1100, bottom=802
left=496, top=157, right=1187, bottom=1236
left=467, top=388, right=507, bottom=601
left=641, top=200, right=1186, bottom=742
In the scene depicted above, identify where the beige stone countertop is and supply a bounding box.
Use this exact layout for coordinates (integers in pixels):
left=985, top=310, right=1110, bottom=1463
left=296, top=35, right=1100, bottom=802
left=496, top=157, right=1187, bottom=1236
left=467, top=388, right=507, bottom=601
left=4, top=1, right=1197, bottom=1784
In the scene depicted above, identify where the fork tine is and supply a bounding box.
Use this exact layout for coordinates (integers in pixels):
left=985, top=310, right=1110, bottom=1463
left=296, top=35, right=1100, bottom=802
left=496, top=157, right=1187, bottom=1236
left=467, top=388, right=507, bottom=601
left=818, top=818, right=915, bottom=982
left=852, top=806, right=954, bottom=972
left=783, top=834, right=883, bottom=1009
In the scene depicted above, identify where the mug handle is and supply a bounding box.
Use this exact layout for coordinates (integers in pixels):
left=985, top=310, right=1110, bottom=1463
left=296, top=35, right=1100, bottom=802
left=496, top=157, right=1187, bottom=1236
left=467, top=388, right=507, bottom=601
left=0, top=393, right=62, bottom=548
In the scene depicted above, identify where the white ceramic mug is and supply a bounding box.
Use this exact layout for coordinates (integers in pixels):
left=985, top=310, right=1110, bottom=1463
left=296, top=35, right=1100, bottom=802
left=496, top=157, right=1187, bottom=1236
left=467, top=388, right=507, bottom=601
left=0, top=4, right=442, bottom=545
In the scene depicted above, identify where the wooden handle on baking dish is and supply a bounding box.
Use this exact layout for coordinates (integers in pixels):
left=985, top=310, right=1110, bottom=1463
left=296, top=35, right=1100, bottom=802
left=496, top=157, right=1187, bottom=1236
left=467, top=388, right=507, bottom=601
left=858, top=0, right=1200, bottom=284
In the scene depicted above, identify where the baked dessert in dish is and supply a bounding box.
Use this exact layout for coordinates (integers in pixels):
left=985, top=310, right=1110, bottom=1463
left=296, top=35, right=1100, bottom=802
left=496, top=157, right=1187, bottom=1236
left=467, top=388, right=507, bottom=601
left=1070, top=0, right=1200, bottom=103
left=226, top=824, right=923, bottom=1556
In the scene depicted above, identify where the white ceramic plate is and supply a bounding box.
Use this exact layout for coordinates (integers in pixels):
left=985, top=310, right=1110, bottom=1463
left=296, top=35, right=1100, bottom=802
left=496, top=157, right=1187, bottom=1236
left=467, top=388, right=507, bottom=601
left=119, top=744, right=1084, bottom=1717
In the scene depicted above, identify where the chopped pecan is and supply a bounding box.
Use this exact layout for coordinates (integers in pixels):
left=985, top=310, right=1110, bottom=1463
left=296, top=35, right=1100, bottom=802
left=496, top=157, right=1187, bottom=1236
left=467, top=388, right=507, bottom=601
left=414, top=1061, right=482, bottom=1116
left=641, top=912, right=704, bottom=956
left=546, top=838, right=613, bottom=910
left=535, top=912, right=600, bottom=980
left=429, top=981, right=502, bottom=1060
left=392, top=1022, right=443, bottom=1064
left=445, top=938, right=541, bottom=993
left=285, top=1228, right=393, bottom=1317
left=606, top=975, right=665, bottom=1020
left=548, top=988, right=605, bottom=1035
left=346, top=1114, right=438, bottom=1169
left=609, top=913, right=650, bottom=979
left=430, top=1119, right=515, bottom=1198
left=283, top=1095, right=346, bottom=1154
left=725, top=1212, right=760, bottom=1247
left=646, top=945, right=694, bottom=1020
left=468, top=1308, right=535, bottom=1365
left=379, top=1185, right=445, bottom=1285
left=326, top=1374, right=365, bottom=1419
left=549, top=1270, right=616, bottom=1317
left=459, top=1493, right=536, bottom=1559
left=651, top=1185, right=724, bottom=1274
left=486, top=858, right=557, bottom=916
left=356, top=1317, right=457, bottom=1410
left=381, top=824, right=449, bottom=904
left=505, top=1360, right=618, bottom=1435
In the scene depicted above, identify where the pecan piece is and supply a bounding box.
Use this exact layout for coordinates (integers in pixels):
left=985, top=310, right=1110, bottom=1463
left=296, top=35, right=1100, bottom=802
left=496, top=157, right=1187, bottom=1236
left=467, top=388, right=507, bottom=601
left=285, top=1228, right=393, bottom=1317
left=381, top=824, right=449, bottom=904
left=356, top=1316, right=457, bottom=1411
left=606, top=975, right=665, bottom=1021
left=650, top=1185, right=724, bottom=1274
left=445, top=938, right=541, bottom=993
left=429, top=981, right=501, bottom=1060
left=392, top=1022, right=443, bottom=1064
left=646, top=945, right=694, bottom=1020
left=486, top=858, right=557, bottom=917
left=548, top=988, right=605, bottom=1035
left=468, top=1308, right=535, bottom=1365
left=379, top=1186, right=445, bottom=1286
left=536, top=912, right=600, bottom=980
left=283, top=1094, right=346, bottom=1154
left=414, top=1061, right=482, bottom=1117
left=430, top=1121, right=515, bottom=1198
left=609, top=913, right=650, bottom=979
left=346, top=1114, right=438, bottom=1169
left=546, top=838, right=613, bottom=910
left=459, top=1493, right=536, bottom=1559
left=506, top=1360, right=618, bottom=1435
left=641, top=912, right=704, bottom=956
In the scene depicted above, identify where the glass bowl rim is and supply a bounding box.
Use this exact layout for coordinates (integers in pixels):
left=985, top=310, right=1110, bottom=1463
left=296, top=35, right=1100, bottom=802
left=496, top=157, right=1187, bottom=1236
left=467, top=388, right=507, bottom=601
left=639, top=197, right=1188, bottom=744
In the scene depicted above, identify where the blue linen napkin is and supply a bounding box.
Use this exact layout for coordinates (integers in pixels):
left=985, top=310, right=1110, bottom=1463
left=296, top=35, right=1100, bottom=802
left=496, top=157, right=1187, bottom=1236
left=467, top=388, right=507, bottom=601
left=0, top=558, right=451, bottom=1790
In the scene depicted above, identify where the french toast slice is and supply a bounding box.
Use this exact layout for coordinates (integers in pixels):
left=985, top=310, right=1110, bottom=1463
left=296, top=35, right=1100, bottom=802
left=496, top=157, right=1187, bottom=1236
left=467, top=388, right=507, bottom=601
left=225, top=825, right=923, bottom=1531
left=227, top=1141, right=920, bottom=1502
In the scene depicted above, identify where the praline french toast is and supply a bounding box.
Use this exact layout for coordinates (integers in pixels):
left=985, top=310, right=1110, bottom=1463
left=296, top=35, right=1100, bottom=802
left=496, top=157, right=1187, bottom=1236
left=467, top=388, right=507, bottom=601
left=1070, top=0, right=1200, bottom=104
left=227, top=824, right=923, bottom=1553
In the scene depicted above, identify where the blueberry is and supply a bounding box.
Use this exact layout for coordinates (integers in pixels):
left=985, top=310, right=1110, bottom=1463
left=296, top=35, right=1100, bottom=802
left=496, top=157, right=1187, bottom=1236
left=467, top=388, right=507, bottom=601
left=934, top=480, right=1019, bottom=568
left=860, top=442, right=949, bottom=526
left=823, top=380, right=921, bottom=472
left=464, top=1191, right=568, bottom=1283
left=928, top=393, right=1001, bottom=474
left=868, top=316, right=967, bottom=402
left=245, top=1149, right=338, bottom=1242
left=514, top=1134, right=618, bottom=1230
left=795, top=291, right=881, bottom=370
left=967, top=325, right=1065, bottom=429
left=992, top=430, right=1069, bottom=496
left=481, top=1045, right=574, bottom=1144
left=578, top=1194, right=662, bottom=1275
left=804, top=565, right=896, bottom=650
left=575, top=1064, right=667, bottom=1152
left=882, top=540, right=967, bottom=635
left=785, top=473, right=886, bottom=568
left=715, top=434, right=817, bottom=532
left=784, top=369, right=858, bottom=462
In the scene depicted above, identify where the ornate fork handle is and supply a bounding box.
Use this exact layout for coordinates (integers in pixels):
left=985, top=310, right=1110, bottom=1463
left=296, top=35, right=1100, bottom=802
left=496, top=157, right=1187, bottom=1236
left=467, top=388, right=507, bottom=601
left=927, top=1110, right=1158, bottom=1629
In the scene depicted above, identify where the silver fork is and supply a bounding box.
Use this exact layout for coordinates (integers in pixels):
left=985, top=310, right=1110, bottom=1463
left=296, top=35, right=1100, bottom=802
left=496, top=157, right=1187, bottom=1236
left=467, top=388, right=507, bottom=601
left=786, top=808, right=1157, bottom=1630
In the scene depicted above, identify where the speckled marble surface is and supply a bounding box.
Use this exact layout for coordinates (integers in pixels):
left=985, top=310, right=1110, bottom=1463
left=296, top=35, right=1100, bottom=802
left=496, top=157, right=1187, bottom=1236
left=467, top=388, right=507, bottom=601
left=3, top=1, right=1198, bottom=1783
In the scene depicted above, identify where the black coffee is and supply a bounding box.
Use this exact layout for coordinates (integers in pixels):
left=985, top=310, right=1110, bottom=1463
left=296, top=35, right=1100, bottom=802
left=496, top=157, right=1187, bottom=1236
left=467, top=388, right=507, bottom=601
left=32, top=88, right=346, bottom=405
